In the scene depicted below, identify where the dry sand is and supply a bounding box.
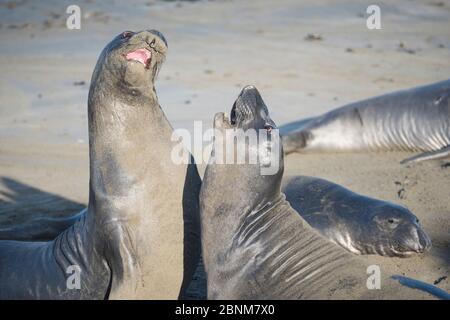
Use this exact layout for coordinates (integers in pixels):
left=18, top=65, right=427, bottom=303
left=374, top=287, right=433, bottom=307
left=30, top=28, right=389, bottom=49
left=0, top=0, right=449, bottom=299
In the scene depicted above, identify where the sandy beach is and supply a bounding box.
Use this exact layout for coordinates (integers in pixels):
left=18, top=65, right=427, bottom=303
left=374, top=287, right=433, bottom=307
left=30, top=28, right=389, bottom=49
left=0, top=0, right=449, bottom=299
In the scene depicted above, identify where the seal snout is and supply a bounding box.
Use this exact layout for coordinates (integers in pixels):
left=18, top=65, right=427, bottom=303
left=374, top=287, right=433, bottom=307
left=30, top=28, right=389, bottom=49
left=229, top=88, right=254, bottom=127
left=240, top=85, right=258, bottom=94
left=232, top=85, right=263, bottom=124
left=122, top=30, right=168, bottom=70
left=238, top=85, right=261, bottom=102
left=410, top=217, right=432, bottom=254
left=416, top=229, right=432, bottom=253
left=400, top=226, right=432, bottom=255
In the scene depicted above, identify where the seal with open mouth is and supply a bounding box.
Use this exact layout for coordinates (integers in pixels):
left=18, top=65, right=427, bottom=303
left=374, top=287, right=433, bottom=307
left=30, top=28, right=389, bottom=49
left=200, top=85, right=438, bottom=299
left=0, top=30, right=201, bottom=299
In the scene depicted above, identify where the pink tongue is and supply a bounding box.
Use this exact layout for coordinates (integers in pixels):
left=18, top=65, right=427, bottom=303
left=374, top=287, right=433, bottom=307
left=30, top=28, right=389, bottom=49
left=126, top=48, right=152, bottom=67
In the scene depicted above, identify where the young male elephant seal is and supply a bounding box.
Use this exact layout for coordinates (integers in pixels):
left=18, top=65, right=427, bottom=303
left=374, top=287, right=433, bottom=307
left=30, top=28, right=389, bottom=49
left=283, top=176, right=431, bottom=257
left=281, top=79, right=450, bottom=163
left=0, top=30, right=201, bottom=299
left=200, top=86, right=437, bottom=299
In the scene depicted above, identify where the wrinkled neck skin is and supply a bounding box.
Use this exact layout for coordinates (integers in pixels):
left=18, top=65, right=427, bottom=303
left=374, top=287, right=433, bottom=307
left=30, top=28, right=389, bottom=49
left=201, top=162, right=351, bottom=299
left=88, top=62, right=168, bottom=211
left=322, top=217, right=368, bottom=255
left=201, top=163, right=282, bottom=245
left=86, top=62, right=187, bottom=298
left=201, top=176, right=357, bottom=299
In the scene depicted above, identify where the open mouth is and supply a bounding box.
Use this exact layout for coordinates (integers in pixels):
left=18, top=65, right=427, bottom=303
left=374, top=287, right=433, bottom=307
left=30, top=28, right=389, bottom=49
left=223, top=86, right=273, bottom=130
left=126, top=48, right=152, bottom=68
left=389, top=242, right=428, bottom=256
left=221, top=101, right=238, bottom=127
left=230, top=102, right=237, bottom=125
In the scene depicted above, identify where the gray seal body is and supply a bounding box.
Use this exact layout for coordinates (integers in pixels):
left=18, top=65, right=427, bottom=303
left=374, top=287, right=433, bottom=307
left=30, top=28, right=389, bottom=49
left=282, top=175, right=431, bottom=257
left=0, top=30, right=201, bottom=299
left=200, top=85, right=439, bottom=299
left=282, top=79, right=450, bottom=163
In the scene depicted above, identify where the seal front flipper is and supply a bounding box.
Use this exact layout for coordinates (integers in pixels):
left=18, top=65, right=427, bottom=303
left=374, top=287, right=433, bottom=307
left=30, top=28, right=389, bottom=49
left=400, top=145, right=450, bottom=164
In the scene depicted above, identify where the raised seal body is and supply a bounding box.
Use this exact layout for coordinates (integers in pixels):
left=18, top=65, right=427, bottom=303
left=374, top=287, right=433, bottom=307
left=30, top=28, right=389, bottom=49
left=200, top=85, right=437, bottom=299
left=0, top=30, right=201, bottom=299
left=282, top=175, right=431, bottom=257
left=282, top=79, right=450, bottom=163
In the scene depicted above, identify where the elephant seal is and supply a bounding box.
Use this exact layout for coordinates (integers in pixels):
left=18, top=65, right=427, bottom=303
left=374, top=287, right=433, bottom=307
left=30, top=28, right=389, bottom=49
left=0, top=30, right=201, bottom=299
left=282, top=175, right=431, bottom=257
left=200, top=85, right=437, bottom=299
left=281, top=79, right=450, bottom=164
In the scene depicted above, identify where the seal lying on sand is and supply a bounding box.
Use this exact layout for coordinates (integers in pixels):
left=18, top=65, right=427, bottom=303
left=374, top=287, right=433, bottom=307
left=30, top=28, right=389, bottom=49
left=283, top=175, right=431, bottom=257
left=281, top=79, right=450, bottom=164
left=0, top=30, right=201, bottom=299
left=200, top=85, right=438, bottom=299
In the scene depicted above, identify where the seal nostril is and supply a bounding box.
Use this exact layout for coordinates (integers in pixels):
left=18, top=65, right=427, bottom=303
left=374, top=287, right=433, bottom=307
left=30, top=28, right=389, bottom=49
left=147, top=29, right=168, bottom=48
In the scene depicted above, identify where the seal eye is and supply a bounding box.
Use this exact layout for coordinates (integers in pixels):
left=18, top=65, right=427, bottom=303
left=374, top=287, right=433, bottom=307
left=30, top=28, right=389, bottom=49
left=264, top=125, right=273, bottom=132
left=387, top=218, right=399, bottom=229
left=122, top=31, right=133, bottom=39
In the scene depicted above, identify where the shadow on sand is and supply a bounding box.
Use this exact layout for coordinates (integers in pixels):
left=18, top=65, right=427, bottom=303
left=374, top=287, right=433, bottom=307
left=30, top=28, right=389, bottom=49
left=0, top=177, right=85, bottom=241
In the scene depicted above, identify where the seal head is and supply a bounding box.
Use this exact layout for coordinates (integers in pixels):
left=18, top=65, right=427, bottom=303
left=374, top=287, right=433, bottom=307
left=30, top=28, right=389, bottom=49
left=329, top=201, right=433, bottom=257
left=201, top=86, right=286, bottom=299
left=90, top=29, right=167, bottom=105
left=283, top=175, right=432, bottom=257
left=205, top=85, right=283, bottom=211
left=363, top=205, right=432, bottom=257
